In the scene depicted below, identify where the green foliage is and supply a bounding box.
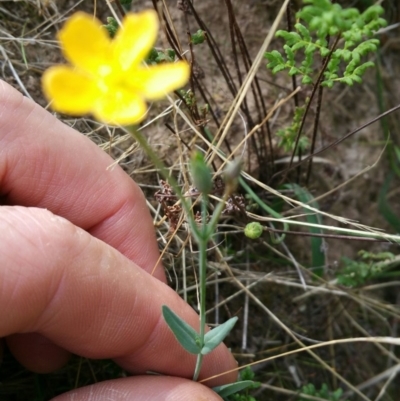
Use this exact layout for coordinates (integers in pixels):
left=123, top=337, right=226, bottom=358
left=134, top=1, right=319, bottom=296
left=202, top=316, right=238, bottom=354
left=191, top=29, right=206, bottom=45
left=298, top=383, right=347, bottom=401
left=214, top=381, right=258, bottom=401
left=162, top=305, right=202, bottom=354
left=179, top=89, right=196, bottom=107
left=214, top=367, right=260, bottom=401
left=162, top=305, right=238, bottom=355
left=337, top=250, right=395, bottom=287
left=103, top=17, right=119, bottom=38
left=190, top=151, right=213, bottom=195
left=120, top=0, right=133, bottom=11
left=146, top=48, right=176, bottom=64
left=276, top=104, right=308, bottom=152
left=265, top=0, right=387, bottom=87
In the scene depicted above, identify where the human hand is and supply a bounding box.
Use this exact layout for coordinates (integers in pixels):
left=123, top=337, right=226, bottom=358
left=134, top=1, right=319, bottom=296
left=0, top=80, right=237, bottom=400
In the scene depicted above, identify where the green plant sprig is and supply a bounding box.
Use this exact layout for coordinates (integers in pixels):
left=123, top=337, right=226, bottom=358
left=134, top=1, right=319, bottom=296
left=128, top=127, right=257, bottom=395
left=298, top=383, right=348, bottom=401
left=265, top=1, right=387, bottom=87
left=337, top=250, right=399, bottom=287
left=276, top=103, right=308, bottom=152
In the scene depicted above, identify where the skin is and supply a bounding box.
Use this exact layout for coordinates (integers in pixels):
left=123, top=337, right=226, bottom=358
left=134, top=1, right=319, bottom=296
left=0, top=80, right=237, bottom=400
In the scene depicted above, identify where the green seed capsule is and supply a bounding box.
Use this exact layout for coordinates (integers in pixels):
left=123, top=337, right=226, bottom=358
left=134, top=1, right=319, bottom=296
left=244, top=222, right=263, bottom=239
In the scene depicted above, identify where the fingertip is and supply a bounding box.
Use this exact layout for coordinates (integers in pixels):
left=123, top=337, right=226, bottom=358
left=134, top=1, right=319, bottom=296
left=6, top=333, right=71, bottom=373
left=51, top=375, right=224, bottom=401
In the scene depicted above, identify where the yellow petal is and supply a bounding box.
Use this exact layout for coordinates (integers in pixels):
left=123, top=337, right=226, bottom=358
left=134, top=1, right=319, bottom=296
left=113, top=10, right=159, bottom=71
left=133, top=61, right=190, bottom=100
left=42, top=66, right=100, bottom=114
left=92, top=89, right=147, bottom=125
left=58, top=12, right=113, bottom=75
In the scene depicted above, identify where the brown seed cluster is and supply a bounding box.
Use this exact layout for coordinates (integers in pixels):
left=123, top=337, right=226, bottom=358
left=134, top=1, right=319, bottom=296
left=154, top=178, right=246, bottom=232
left=155, top=180, right=182, bottom=233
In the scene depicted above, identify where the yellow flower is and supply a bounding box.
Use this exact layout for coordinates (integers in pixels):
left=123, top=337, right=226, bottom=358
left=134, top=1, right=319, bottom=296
left=42, top=10, right=190, bottom=125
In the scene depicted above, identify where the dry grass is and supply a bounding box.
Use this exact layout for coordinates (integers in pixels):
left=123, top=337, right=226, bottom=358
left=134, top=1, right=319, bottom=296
left=1, top=0, right=400, bottom=400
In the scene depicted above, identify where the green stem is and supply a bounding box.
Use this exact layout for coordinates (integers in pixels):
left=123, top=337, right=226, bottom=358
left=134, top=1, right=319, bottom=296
left=206, top=193, right=229, bottom=238
left=128, top=126, right=212, bottom=380
left=193, top=352, right=204, bottom=382
left=127, top=126, right=201, bottom=239
left=193, top=194, right=209, bottom=381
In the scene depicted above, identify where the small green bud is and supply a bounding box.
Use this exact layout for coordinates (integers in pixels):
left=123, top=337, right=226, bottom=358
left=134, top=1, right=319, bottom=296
left=190, top=151, right=212, bottom=195
left=244, top=222, right=263, bottom=239
left=191, top=29, right=206, bottom=45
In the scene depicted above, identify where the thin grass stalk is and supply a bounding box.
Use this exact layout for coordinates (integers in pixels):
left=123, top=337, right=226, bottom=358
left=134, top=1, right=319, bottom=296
left=272, top=103, right=400, bottom=180
left=286, top=1, right=299, bottom=108
left=306, top=82, right=324, bottom=184
left=286, top=34, right=341, bottom=173
left=223, top=0, right=262, bottom=169
left=184, top=2, right=237, bottom=97
left=231, top=11, right=274, bottom=171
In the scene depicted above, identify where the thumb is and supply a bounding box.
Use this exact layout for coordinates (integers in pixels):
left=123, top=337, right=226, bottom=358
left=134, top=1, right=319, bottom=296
left=52, top=376, right=224, bottom=401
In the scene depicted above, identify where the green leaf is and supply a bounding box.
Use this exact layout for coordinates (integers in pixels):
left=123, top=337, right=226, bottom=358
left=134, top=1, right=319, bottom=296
left=191, top=29, right=206, bottom=45
left=264, top=50, right=282, bottom=61
left=162, top=305, right=202, bottom=354
left=302, top=75, right=313, bottom=85
left=202, top=316, right=238, bottom=355
left=292, top=41, right=306, bottom=52
left=351, top=75, right=362, bottom=84
left=327, top=57, right=340, bottom=74
left=304, top=43, right=316, bottom=54
left=276, top=30, right=301, bottom=44
left=321, top=79, right=334, bottom=88
left=284, top=44, right=295, bottom=61
left=296, top=23, right=311, bottom=41
left=271, top=64, right=287, bottom=74
left=342, top=76, right=354, bottom=85
left=213, top=381, right=255, bottom=398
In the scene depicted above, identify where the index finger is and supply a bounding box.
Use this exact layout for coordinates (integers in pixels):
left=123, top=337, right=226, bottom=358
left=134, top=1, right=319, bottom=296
left=0, top=80, right=164, bottom=280
left=0, top=206, right=238, bottom=386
